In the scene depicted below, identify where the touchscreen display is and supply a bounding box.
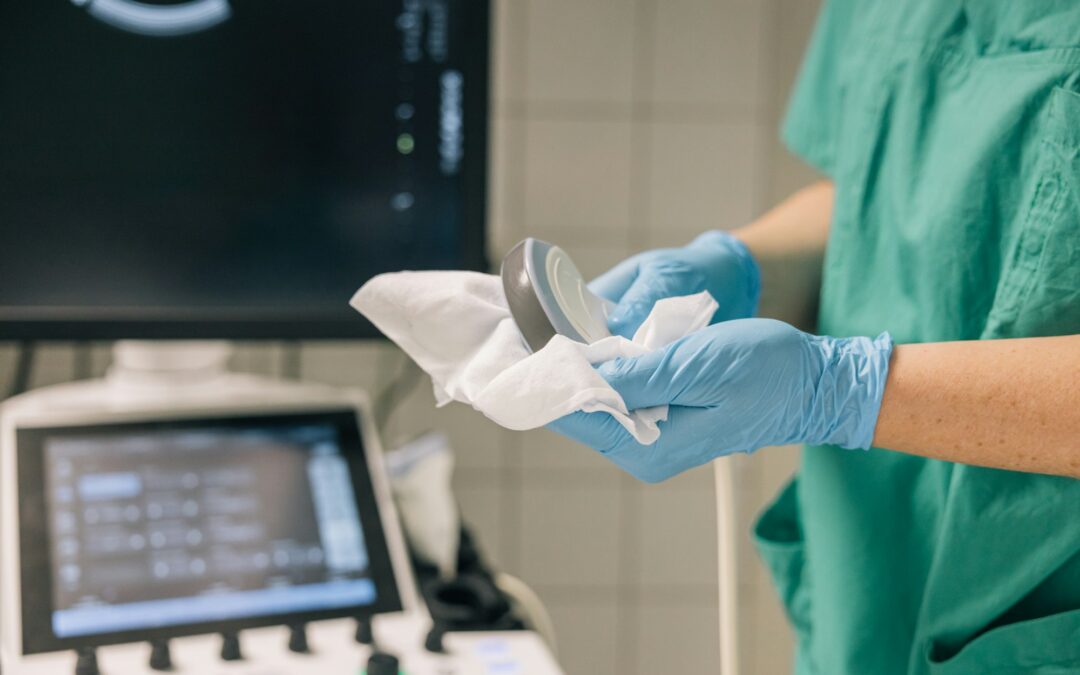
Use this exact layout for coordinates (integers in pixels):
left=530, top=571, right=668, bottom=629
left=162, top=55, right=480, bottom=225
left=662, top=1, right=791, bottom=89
left=40, top=419, right=379, bottom=638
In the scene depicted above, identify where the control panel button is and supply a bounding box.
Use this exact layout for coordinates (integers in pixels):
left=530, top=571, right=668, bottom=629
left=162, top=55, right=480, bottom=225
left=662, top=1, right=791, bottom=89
left=148, top=638, right=173, bottom=671
left=288, top=623, right=310, bottom=654
left=74, top=647, right=99, bottom=675
left=220, top=631, right=243, bottom=661
left=365, top=651, right=400, bottom=675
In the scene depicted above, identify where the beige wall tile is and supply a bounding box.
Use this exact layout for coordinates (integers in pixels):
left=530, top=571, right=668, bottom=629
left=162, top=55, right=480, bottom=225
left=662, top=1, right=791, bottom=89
left=523, top=119, right=633, bottom=244
left=663, top=461, right=718, bottom=491
left=763, top=0, right=826, bottom=205
left=488, top=116, right=526, bottom=261
left=646, top=120, right=761, bottom=248
left=519, top=427, right=622, bottom=478
left=758, top=444, right=801, bottom=498
left=455, top=484, right=510, bottom=569
left=649, top=0, right=765, bottom=115
left=229, top=342, right=285, bottom=378
left=524, top=0, right=636, bottom=104
left=634, top=604, right=721, bottom=674
left=737, top=480, right=773, bottom=599
left=492, top=0, right=527, bottom=104
left=518, top=482, right=622, bottom=588
left=636, top=482, right=718, bottom=587
left=89, top=343, right=114, bottom=377
left=432, top=404, right=509, bottom=471
left=381, top=370, right=440, bottom=448
left=753, top=579, right=797, bottom=674
left=559, top=242, right=632, bottom=282
left=299, top=341, right=389, bottom=392
left=27, top=343, right=76, bottom=389
left=0, top=344, right=15, bottom=390
left=736, top=585, right=760, bottom=675
left=546, top=599, right=620, bottom=675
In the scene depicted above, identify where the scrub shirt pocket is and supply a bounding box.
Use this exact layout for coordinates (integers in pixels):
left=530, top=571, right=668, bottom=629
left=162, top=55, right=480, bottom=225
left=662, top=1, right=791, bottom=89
left=753, top=479, right=812, bottom=642
left=925, top=607, right=1080, bottom=674
left=983, top=85, right=1080, bottom=339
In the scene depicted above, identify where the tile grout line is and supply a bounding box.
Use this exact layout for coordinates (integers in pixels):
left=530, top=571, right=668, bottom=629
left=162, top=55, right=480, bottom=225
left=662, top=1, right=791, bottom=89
left=499, top=429, right=525, bottom=575
left=755, top=0, right=783, bottom=215
left=497, top=98, right=762, bottom=124
left=498, top=0, right=530, bottom=579
left=506, top=0, right=529, bottom=249
left=626, top=0, right=657, bottom=252
left=616, top=474, right=643, bottom=675
left=616, top=4, right=657, bottom=671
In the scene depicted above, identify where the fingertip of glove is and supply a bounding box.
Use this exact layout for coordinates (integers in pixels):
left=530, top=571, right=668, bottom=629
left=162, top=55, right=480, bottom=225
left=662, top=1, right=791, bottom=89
left=606, top=308, right=643, bottom=339
left=596, top=353, right=645, bottom=385
left=595, top=358, right=623, bottom=381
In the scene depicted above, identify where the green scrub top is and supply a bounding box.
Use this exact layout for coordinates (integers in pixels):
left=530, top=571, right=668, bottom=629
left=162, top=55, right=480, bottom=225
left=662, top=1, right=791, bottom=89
left=752, top=1, right=1080, bottom=673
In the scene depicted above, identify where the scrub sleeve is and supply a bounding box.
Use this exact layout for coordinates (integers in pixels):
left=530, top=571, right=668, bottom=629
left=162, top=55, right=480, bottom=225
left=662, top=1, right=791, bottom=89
left=753, top=2, right=1080, bottom=674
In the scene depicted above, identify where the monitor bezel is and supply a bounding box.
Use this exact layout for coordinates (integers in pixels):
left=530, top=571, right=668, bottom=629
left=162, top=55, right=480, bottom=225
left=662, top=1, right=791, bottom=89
left=16, top=408, right=404, bottom=655
left=0, top=0, right=490, bottom=341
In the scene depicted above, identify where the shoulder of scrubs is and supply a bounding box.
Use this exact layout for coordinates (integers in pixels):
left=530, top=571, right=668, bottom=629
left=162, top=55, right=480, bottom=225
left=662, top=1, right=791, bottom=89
left=780, top=0, right=860, bottom=176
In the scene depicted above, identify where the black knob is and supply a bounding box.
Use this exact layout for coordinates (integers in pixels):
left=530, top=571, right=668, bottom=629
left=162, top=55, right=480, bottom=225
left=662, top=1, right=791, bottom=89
left=220, top=631, right=243, bottom=661
left=354, top=616, right=374, bottom=645
left=148, top=638, right=172, bottom=671
left=287, top=623, right=309, bottom=654
left=365, top=651, right=400, bottom=675
left=74, top=647, right=99, bottom=675
left=424, top=623, right=446, bottom=653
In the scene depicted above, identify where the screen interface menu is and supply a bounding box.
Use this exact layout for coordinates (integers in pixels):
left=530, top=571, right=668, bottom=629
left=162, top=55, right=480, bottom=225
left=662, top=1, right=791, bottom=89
left=43, top=421, right=375, bottom=637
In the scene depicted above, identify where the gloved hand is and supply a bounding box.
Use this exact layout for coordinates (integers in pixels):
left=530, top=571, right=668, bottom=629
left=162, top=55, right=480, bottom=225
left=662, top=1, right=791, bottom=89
left=548, top=319, right=893, bottom=483
left=589, top=230, right=760, bottom=339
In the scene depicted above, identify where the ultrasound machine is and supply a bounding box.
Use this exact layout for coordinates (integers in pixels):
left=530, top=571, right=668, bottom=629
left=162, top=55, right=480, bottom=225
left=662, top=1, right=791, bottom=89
left=1, top=365, right=561, bottom=674
left=0, top=1, right=561, bottom=672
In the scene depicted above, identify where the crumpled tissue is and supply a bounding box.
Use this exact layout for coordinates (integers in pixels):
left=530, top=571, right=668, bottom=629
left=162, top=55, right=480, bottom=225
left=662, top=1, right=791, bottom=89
left=351, top=271, right=717, bottom=444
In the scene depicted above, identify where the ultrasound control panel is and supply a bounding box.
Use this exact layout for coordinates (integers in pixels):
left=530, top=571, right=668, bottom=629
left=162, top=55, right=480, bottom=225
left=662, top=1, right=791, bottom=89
left=0, top=377, right=565, bottom=674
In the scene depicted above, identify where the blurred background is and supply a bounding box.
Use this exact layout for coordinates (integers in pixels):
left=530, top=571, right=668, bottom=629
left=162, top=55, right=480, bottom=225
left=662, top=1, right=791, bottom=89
left=0, top=1, right=823, bottom=672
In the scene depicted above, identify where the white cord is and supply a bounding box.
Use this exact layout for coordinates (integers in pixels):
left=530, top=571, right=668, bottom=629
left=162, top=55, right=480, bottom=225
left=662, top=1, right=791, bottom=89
left=494, top=572, right=558, bottom=655
left=714, top=458, right=740, bottom=675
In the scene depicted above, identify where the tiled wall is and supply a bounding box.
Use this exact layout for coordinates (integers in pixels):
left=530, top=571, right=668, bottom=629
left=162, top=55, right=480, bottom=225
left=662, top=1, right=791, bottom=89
left=0, top=1, right=823, bottom=672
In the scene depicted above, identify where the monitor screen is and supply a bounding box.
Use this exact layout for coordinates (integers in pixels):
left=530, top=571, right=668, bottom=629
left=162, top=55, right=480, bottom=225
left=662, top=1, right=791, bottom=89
left=0, top=0, right=489, bottom=339
left=17, top=410, right=402, bottom=653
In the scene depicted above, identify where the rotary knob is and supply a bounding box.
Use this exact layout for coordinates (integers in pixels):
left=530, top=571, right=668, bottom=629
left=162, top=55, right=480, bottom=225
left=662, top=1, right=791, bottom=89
left=365, top=651, right=400, bottom=675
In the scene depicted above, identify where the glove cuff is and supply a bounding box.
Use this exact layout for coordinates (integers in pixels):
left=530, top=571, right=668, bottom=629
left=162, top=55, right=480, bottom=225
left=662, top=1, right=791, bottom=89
left=804, top=332, right=894, bottom=450
left=688, top=230, right=762, bottom=318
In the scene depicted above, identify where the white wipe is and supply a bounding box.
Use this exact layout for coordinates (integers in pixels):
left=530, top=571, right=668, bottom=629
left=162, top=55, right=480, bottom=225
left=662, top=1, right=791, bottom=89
left=351, top=271, right=717, bottom=444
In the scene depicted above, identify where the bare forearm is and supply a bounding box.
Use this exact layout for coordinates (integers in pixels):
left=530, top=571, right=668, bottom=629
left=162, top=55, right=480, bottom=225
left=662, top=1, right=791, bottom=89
left=873, top=335, right=1080, bottom=478
left=733, top=180, right=834, bottom=327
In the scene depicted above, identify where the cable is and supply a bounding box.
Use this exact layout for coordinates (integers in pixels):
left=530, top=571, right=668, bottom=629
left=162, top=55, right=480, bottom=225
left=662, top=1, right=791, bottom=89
left=494, top=573, right=558, bottom=655
left=714, top=458, right=740, bottom=675
left=7, top=341, right=35, bottom=399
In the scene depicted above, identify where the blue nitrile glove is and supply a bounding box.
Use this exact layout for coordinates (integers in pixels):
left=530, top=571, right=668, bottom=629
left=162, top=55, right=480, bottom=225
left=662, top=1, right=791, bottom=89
left=588, top=230, right=761, bottom=339
left=548, top=319, right=894, bottom=483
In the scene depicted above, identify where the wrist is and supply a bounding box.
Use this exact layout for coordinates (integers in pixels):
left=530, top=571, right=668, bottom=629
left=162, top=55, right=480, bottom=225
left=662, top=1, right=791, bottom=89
left=801, top=332, right=894, bottom=450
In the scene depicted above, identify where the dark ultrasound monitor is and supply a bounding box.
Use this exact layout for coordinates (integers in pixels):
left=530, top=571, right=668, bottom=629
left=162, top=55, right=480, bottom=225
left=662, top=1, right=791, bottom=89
left=0, top=0, right=489, bottom=339
left=16, top=410, right=401, bottom=653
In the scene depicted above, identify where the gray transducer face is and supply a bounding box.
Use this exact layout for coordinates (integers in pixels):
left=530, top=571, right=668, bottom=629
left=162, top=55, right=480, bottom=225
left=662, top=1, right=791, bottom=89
left=500, top=238, right=614, bottom=353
